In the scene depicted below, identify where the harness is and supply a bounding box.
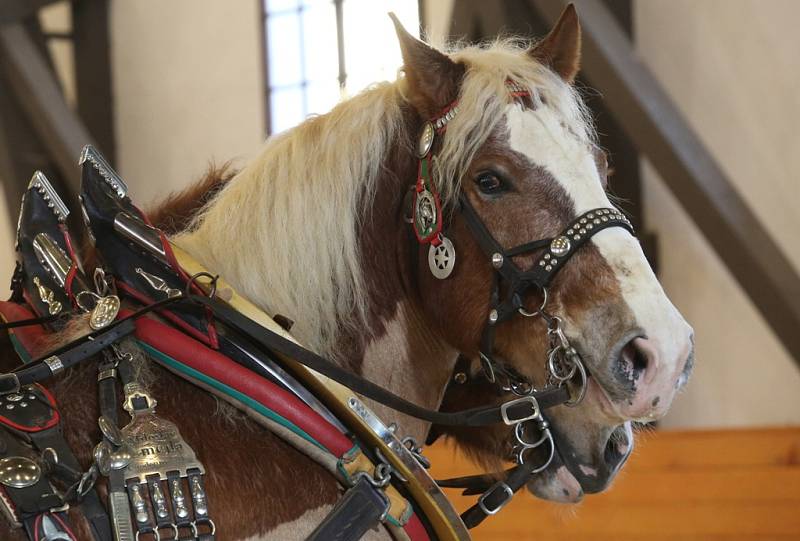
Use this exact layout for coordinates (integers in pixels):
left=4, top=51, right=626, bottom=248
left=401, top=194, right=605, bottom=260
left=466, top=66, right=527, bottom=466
left=0, top=82, right=634, bottom=540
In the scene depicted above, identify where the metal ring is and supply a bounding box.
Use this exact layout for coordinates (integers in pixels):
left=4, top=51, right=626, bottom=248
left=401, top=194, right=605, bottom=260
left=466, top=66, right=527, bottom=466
left=135, top=529, right=160, bottom=541
left=547, top=347, right=577, bottom=382
left=194, top=518, right=216, bottom=536
left=185, top=271, right=218, bottom=299
left=75, top=290, right=99, bottom=313
left=42, top=447, right=59, bottom=465
left=564, top=356, right=588, bottom=407
left=515, top=430, right=555, bottom=473
left=77, top=464, right=97, bottom=497
left=157, top=524, right=179, bottom=541
left=514, top=422, right=550, bottom=449
left=518, top=287, right=548, bottom=317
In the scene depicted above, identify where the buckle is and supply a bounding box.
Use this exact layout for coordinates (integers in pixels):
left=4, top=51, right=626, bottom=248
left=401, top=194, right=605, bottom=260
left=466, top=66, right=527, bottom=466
left=500, top=396, right=540, bottom=425
left=477, top=481, right=513, bottom=515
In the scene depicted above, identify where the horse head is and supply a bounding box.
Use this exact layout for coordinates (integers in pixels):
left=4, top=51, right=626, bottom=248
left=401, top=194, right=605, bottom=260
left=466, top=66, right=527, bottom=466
left=392, top=6, right=695, bottom=502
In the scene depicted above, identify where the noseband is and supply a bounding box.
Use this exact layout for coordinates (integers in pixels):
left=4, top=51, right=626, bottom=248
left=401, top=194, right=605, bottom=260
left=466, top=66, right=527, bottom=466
left=410, top=82, right=634, bottom=524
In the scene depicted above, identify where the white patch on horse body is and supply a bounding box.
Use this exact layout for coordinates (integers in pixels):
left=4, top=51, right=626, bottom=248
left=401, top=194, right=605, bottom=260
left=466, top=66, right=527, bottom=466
left=242, top=505, right=391, bottom=541
left=361, top=301, right=457, bottom=442
left=505, top=102, right=692, bottom=415
left=579, top=464, right=598, bottom=477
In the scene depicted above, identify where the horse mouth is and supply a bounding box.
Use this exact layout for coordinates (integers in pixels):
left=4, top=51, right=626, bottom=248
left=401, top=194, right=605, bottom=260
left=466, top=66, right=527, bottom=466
left=527, top=420, right=634, bottom=502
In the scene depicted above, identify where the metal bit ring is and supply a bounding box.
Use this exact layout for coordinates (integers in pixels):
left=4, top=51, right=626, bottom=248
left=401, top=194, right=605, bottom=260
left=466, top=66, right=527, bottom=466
left=518, top=287, right=548, bottom=318
left=563, top=356, right=588, bottom=407
left=515, top=432, right=555, bottom=473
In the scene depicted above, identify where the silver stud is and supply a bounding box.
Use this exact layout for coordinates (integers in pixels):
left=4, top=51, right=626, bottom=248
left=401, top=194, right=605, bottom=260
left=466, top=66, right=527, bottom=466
left=601, top=216, right=608, bottom=222
left=587, top=212, right=595, bottom=219
left=544, top=253, right=551, bottom=260
left=580, top=218, right=587, bottom=224
left=417, top=122, right=435, bottom=158
left=492, top=253, right=504, bottom=269
left=545, top=265, right=552, bottom=271
left=539, top=261, right=546, bottom=267
left=566, top=229, right=573, bottom=235
left=593, top=219, right=600, bottom=225
left=579, top=228, right=587, bottom=235
left=19, top=402, right=27, bottom=408
left=550, top=235, right=571, bottom=257
left=489, top=309, right=499, bottom=324
left=551, top=258, right=558, bottom=265
left=587, top=224, right=594, bottom=230
left=573, top=234, right=580, bottom=240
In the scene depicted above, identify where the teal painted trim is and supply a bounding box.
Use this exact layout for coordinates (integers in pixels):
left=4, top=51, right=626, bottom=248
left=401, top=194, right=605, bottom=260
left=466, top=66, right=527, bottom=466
left=136, top=341, right=329, bottom=454
left=8, top=334, right=33, bottom=364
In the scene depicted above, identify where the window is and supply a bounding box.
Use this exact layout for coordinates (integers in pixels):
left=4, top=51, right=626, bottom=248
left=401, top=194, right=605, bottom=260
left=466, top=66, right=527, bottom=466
left=263, top=0, right=420, bottom=134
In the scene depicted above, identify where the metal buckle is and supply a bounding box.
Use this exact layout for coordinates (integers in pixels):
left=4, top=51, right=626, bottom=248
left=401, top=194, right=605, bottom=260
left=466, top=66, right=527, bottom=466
left=477, top=481, right=514, bottom=515
left=500, top=396, right=540, bottom=425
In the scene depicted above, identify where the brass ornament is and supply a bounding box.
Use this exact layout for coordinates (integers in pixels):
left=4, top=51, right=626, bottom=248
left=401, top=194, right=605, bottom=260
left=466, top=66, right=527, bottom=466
left=89, top=295, right=121, bottom=330
left=32, top=276, right=61, bottom=315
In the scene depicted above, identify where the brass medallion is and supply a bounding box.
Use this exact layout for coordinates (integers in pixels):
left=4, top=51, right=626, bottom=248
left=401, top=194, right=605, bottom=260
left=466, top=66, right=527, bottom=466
left=89, top=295, right=120, bottom=330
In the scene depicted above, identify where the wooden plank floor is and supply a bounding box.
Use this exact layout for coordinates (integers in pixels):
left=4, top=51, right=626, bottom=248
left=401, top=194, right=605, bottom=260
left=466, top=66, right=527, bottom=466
left=426, top=427, right=800, bottom=540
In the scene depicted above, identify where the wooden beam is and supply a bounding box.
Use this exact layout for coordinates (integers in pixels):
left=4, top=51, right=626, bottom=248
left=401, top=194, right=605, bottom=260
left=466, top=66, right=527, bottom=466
left=529, top=0, right=800, bottom=364
left=0, top=22, right=96, bottom=194
left=0, top=0, right=62, bottom=24
left=71, top=0, right=115, bottom=163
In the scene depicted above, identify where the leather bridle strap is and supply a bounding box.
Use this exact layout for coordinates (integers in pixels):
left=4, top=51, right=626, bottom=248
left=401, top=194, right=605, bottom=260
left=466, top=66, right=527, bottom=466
left=187, top=294, right=570, bottom=427
left=457, top=193, right=634, bottom=381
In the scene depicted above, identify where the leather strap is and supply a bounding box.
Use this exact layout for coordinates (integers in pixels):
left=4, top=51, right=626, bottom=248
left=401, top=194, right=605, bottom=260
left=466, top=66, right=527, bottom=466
left=189, top=295, right=570, bottom=427
left=307, top=477, right=388, bottom=541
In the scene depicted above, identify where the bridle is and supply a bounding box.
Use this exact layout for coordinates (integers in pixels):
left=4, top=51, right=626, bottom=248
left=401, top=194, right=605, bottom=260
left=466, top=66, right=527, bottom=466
left=410, top=81, right=634, bottom=524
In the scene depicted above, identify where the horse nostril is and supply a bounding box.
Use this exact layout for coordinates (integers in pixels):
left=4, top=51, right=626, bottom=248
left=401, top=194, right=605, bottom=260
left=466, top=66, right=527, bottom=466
left=615, top=338, right=650, bottom=390
left=604, top=423, right=633, bottom=473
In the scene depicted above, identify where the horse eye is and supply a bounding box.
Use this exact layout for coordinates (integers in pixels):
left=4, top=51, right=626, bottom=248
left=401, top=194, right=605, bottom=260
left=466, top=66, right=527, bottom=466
left=475, top=172, right=506, bottom=195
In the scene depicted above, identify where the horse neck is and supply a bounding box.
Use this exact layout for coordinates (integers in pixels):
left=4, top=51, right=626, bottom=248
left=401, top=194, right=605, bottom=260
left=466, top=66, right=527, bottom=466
left=332, top=138, right=459, bottom=442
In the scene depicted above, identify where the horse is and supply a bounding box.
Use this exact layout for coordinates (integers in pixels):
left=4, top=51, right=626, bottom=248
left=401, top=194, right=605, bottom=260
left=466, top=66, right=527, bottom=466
left=0, top=5, right=694, bottom=540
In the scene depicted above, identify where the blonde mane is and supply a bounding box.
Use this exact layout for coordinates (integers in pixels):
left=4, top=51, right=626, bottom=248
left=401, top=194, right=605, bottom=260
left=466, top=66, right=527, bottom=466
left=173, top=39, right=594, bottom=356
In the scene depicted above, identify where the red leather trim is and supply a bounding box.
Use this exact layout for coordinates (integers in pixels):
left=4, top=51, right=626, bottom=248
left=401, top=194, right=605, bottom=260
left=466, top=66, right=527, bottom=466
left=127, top=311, right=352, bottom=456
left=59, top=224, right=79, bottom=305
left=0, top=301, right=48, bottom=355
left=404, top=513, right=430, bottom=541
left=116, top=282, right=213, bottom=347
left=136, top=204, right=219, bottom=349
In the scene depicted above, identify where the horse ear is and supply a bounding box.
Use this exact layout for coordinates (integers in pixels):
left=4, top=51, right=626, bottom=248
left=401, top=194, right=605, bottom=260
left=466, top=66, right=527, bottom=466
left=389, top=13, right=464, bottom=116
left=529, top=4, right=582, bottom=83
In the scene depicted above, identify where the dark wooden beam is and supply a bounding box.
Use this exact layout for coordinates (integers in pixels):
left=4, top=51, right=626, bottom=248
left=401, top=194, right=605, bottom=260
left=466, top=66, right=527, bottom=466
left=0, top=17, right=72, bottom=239
left=0, top=0, right=62, bottom=24
left=530, top=0, right=800, bottom=363
left=0, top=22, right=96, bottom=194
left=71, top=0, right=115, bottom=163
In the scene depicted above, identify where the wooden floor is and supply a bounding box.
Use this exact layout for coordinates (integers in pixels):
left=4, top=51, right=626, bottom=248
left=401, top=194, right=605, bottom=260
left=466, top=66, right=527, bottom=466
left=426, top=427, right=800, bottom=541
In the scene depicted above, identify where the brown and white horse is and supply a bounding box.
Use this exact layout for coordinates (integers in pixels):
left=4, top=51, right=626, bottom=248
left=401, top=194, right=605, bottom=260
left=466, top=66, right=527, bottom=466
left=0, top=6, right=693, bottom=540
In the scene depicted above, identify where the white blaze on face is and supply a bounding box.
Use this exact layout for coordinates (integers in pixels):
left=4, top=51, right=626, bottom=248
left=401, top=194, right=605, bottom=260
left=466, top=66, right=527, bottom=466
left=504, top=102, right=692, bottom=412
